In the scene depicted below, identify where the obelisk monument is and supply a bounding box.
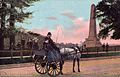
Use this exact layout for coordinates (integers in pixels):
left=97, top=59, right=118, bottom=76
left=84, top=4, right=102, bottom=47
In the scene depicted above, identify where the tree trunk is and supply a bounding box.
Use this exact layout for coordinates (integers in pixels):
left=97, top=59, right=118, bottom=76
left=0, top=30, right=4, bottom=50
left=0, top=2, right=8, bottom=50
left=0, top=13, right=5, bottom=50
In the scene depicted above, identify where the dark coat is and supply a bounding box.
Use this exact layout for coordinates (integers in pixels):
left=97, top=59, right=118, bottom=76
left=43, top=37, right=59, bottom=51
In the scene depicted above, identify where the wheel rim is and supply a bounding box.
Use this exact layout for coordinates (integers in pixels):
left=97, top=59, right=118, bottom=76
left=35, top=58, right=47, bottom=74
left=48, top=62, right=60, bottom=77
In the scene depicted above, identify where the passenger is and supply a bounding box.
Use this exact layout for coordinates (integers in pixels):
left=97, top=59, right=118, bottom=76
left=33, top=37, right=39, bottom=50
left=27, top=38, right=33, bottom=50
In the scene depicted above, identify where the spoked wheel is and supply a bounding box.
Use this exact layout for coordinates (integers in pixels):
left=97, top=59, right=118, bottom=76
left=35, top=58, right=48, bottom=74
left=48, top=62, right=61, bottom=77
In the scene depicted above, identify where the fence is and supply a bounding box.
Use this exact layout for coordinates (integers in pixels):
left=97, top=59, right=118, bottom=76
left=83, top=45, right=120, bottom=53
left=0, top=45, right=120, bottom=62
left=0, top=50, right=32, bottom=60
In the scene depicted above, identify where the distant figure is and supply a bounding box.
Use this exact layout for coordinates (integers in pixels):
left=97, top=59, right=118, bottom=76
left=106, top=43, right=109, bottom=52
left=27, top=38, right=33, bottom=50
left=81, top=43, right=86, bottom=53
left=33, top=37, right=39, bottom=50
left=73, top=45, right=81, bottom=72
left=21, top=38, right=25, bottom=49
left=102, top=43, right=105, bottom=51
left=17, top=42, right=21, bottom=50
left=11, top=42, right=14, bottom=50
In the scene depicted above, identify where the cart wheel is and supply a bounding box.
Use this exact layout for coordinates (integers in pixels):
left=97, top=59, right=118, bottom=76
left=35, top=58, right=47, bottom=74
left=48, top=62, right=60, bottom=77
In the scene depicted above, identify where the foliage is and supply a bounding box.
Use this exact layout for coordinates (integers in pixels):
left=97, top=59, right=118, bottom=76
left=0, top=0, right=41, bottom=36
left=96, top=0, right=120, bottom=39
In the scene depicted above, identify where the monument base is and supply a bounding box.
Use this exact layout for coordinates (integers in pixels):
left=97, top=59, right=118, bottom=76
left=84, top=36, right=102, bottom=48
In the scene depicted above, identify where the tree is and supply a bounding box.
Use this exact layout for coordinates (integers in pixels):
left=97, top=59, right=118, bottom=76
left=0, top=3, right=7, bottom=50
left=96, top=0, right=120, bottom=40
left=0, top=0, right=41, bottom=50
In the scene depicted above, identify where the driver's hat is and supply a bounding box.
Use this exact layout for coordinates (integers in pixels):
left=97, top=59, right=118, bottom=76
left=47, top=32, right=52, bottom=35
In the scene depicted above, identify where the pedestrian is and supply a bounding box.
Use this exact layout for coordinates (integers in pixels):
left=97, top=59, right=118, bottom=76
left=83, top=44, right=86, bottom=52
left=73, top=45, right=81, bottom=72
left=102, top=43, right=105, bottom=51
left=106, top=43, right=109, bottom=52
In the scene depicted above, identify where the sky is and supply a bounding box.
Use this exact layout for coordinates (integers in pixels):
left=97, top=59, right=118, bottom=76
left=17, top=0, right=120, bottom=45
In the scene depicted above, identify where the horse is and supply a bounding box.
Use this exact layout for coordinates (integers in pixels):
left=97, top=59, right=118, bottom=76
left=60, top=47, right=82, bottom=60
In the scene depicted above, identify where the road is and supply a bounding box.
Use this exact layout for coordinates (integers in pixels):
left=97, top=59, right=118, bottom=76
left=0, top=58, right=120, bottom=77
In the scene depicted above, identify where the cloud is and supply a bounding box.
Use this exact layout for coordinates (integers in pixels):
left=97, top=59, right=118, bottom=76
left=73, top=17, right=85, bottom=26
left=61, top=11, right=77, bottom=20
left=46, top=16, right=58, bottom=20
left=61, top=12, right=87, bottom=28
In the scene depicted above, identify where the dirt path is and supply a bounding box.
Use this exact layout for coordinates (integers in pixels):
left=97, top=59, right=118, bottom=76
left=0, top=58, right=120, bottom=77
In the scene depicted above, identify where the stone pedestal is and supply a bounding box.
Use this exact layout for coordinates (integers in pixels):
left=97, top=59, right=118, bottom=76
left=85, top=37, right=101, bottom=47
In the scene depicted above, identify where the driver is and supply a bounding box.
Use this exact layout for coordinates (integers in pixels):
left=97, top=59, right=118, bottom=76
left=43, top=32, right=64, bottom=75
left=43, top=32, right=59, bottom=51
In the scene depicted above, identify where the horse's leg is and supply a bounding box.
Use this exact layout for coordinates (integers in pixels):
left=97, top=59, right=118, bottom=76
left=73, top=58, right=76, bottom=72
left=77, top=58, right=80, bottom=72
left=59, top=55, right=64, bottom=75
left=59, top=61, right=63, bottom=74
